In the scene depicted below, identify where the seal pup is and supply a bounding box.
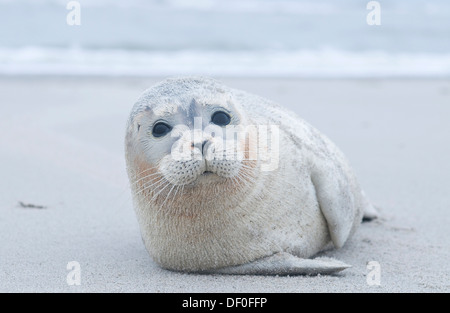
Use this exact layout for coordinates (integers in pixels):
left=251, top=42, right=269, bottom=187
left=125, top=77, right=375, bottom=275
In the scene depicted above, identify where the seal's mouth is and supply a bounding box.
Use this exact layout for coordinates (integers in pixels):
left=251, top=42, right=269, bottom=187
left=188, top=170, right=225, bottom=186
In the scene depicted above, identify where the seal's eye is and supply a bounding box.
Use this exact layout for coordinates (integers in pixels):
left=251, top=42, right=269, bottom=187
left=211, top=111, right=231, bottom=126
left=152, top=122, right=172, bottom=138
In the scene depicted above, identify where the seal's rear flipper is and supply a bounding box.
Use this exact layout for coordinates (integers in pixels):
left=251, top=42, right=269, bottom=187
left=206, top=252, right=350, bottom=276
left=362, top=205, right=379, bottom=222
left=361, top=190, right=379, bottom=222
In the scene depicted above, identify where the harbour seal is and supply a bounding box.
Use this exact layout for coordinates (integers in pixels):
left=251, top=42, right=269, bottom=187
left=125, top=77, right=375, bottom=275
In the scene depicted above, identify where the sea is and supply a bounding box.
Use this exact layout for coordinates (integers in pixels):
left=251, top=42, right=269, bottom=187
left=0, top=0, right=449, bottom=77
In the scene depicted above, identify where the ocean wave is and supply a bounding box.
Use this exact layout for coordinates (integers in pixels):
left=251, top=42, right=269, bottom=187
left=1, top=47, right=449, bottom=77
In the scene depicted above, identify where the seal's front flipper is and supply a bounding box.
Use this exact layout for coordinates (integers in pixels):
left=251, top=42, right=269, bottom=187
left=207, top=252, right=350, bottom=276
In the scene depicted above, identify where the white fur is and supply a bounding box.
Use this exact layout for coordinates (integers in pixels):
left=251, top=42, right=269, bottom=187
left=125, top=77, right=371, bottom=274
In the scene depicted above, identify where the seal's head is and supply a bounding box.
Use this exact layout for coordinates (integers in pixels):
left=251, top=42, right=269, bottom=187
left=125, top=77, right=258, bottom=214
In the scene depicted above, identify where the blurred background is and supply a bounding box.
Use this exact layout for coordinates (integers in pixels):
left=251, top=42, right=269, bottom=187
left=1, top=0, right=450, bottom=293
left=0, top=0, right=449, bottom=77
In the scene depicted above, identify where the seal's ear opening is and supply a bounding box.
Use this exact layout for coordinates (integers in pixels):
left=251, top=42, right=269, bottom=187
left=137, top=123, right=141, bottom=132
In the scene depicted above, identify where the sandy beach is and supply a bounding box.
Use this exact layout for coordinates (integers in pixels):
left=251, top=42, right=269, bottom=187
left=0, top=77, right=449, bottom=292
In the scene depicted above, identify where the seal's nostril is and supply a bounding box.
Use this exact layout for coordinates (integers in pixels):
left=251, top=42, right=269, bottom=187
left=192, top=141, right=209, bottom=153
left=202, top=140, right=215, bottom=158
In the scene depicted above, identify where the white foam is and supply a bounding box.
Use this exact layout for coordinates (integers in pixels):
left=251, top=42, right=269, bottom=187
left=1, top=47, right=450, bottom=77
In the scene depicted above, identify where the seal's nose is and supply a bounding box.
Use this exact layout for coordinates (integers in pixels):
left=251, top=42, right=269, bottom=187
left=191, top=140, right=209, bottom=154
